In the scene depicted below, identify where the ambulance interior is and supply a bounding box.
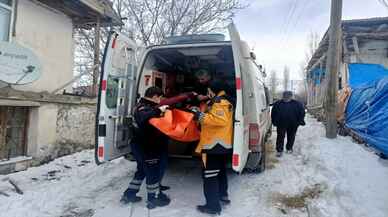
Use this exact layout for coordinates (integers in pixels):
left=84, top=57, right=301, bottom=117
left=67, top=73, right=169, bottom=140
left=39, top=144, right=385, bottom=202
left=137, top=45, right=236, bottom=157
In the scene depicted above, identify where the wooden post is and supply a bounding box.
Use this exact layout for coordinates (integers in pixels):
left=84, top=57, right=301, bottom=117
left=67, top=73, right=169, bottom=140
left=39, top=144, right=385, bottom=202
left=93, top=16, right=101, bottom=97
left=325, top=0, right=343, bottom=138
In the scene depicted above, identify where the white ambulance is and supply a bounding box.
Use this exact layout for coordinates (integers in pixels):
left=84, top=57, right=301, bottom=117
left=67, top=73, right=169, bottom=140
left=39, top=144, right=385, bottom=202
left=95, top=24, right=272, bottom=173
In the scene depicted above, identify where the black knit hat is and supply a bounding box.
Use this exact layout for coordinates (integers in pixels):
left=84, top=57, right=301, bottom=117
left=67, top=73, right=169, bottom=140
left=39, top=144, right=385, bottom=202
left=145, top=86, right=164, bottom=98
left=283, top=91, right=293, bottom=99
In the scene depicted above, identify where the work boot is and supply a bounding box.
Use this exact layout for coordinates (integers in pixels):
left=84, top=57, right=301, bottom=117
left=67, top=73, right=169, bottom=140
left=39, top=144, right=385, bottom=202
left=197, top=205, right=221, bottom=215
left=276, top=152, right=283, bottom=158
left=120, top=194, right=142, bottom=204
left=286, top=149, right=293, bottom=154
left=146, top=192, right=171, bottom=209
left=160, top=184, right=171, bottom=191
left=220, top=196, right=231, bottom=205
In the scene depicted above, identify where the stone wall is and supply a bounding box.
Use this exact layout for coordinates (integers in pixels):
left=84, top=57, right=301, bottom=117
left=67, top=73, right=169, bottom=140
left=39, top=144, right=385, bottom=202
left=31, top=102, right=96, bottom=165
left=55, top=104, right=96, bottom=157
left=0, top=87, right=97, bottom=166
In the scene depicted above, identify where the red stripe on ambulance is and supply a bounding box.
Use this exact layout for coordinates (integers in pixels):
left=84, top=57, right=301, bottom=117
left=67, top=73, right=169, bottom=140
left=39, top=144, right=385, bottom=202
left=236, top=77, right=241, bottom=90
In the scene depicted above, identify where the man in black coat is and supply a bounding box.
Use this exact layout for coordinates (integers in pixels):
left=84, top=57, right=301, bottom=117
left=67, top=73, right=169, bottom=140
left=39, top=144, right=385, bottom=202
left=121, top=87, right=171, bottom=209
left=271, top=91, right=305, bottom=157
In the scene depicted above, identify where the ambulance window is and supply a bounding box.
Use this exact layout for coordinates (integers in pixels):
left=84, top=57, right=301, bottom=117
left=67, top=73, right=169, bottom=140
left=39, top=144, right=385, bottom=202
left=155, top=77, right=163, bottom=89
left=106, top=75, right=119, bottom=108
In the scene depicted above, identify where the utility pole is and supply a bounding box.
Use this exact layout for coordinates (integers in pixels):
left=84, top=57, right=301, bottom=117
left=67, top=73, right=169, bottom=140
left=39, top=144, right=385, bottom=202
left=325, top=0, right=343, bottom=138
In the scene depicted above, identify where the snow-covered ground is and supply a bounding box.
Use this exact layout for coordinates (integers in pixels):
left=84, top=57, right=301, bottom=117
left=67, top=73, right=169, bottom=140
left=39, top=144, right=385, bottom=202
left=1, top=115, right=388, bottom=217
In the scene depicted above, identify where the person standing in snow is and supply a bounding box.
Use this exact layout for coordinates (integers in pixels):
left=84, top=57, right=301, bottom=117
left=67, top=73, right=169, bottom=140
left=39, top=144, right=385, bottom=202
left=271, top=91, right=305, bottom=157
left=121, top=87, right=197, bottom=208
left=193, top=81, right=233, bottom=215
left=120, top=87, right=171, bottom=209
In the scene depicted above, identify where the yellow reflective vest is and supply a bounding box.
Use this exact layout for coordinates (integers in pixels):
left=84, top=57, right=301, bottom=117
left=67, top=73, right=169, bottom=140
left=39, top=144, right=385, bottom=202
left=195, top=91, right=233, bottom=164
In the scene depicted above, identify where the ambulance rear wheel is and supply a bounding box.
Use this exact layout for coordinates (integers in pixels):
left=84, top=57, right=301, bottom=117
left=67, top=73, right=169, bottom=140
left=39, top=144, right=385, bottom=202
left=245, top=152, right=265, bottom=173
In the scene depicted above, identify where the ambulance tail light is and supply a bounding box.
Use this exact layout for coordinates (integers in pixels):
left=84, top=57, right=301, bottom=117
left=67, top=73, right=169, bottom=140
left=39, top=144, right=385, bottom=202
left=232, top=154, right=239, bottom=167
left=249, top=123, right=260, bottom=151
left=98, top=146, right=104, bottom=158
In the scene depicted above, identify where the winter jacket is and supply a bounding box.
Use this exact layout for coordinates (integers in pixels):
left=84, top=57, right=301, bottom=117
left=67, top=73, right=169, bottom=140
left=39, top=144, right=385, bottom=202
left=195, top=91, right=234, bottom=155
left=132, top=98, right=167, bottom=158
left=271, top=99, right=305, bottom=128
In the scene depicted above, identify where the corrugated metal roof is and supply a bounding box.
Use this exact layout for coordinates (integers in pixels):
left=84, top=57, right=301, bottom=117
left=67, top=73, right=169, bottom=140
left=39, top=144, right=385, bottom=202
left=307, top=16, right=388, bottom=71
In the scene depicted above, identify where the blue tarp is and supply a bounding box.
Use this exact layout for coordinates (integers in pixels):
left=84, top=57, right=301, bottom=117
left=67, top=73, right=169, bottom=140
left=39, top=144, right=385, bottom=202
left=310, top=68, right=325, bottom=84
left=348, top=63, right=388, bottom=88
left=345, top=77, right=388, bottom=156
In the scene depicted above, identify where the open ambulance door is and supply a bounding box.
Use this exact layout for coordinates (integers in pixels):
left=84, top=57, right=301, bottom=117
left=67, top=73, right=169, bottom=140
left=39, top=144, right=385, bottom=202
left=95, top=32, right=138, bottom=164
left=228, top=23, right=249, bottom=173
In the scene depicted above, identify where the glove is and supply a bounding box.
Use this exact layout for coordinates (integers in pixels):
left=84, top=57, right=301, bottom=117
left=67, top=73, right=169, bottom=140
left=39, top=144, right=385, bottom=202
left=158, top=105, right=169, bottom=113
left=190, top=106, right=200, bottom=113
left=194, top=111, right=205, bottom=121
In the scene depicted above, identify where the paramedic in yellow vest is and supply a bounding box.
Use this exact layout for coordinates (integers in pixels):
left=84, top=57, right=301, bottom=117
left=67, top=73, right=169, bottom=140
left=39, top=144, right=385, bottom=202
left=193, top=81, right=233, bottom=215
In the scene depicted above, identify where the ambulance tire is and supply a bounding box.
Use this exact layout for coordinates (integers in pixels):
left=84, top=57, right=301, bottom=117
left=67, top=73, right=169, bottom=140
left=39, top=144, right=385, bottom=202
left=245, top=151, right=265, bottom=174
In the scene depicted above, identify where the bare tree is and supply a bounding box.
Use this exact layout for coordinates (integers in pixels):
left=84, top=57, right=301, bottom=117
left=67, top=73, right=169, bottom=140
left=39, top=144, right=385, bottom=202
left=269, top=70, right=277, bottom=99
left=378, top=0, right=388, bottom=8
left=299, top=31, right=320, bottom=103
left=283, top=66, right=290, bottom=91
left=73, top=0, right=245, bottom=91
left=118, top=0, right=245, bottom=45
left=300, top=31, right=320, bottom=78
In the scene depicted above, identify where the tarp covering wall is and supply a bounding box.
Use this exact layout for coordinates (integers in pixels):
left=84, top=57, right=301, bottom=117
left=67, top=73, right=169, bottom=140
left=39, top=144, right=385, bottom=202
left=348, top=63, right=388, bottom=88
left=345, top=77, right=388, bottom=156
left=309, top=68, right=325, bottom=85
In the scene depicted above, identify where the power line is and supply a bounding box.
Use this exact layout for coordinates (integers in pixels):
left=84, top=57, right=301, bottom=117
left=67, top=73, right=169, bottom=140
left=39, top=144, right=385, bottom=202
left=280, top=0, right=299, bottom=48
left=279, top=0, right=297, bottom=43
left=284, top=0, right=311, bottom=49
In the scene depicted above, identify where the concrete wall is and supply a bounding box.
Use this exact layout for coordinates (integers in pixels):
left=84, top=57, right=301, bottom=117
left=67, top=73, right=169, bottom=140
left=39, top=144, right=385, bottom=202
left=27, top=102, right=96, bottom=165
left=12, top=0, right=74, bottom=93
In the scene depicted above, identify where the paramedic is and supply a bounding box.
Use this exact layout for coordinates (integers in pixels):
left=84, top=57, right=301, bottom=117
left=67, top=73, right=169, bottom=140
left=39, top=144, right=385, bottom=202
left=193, top=81, right=234, bottom=215
left=271, top=91, right=305, bottom=157
left=194, top=69, right=212, bottom=102
left=121, top=86, right=170, bottom=209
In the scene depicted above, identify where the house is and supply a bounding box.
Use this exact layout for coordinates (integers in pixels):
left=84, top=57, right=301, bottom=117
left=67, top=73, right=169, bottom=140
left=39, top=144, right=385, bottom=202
left=306, top=17, right=388, bottom=110
left=0, top=0, right=121, bottom=174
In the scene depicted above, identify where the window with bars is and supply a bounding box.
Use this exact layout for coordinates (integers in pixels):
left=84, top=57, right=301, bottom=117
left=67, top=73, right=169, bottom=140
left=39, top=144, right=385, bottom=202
left=0, top=0, right=13, bottom=41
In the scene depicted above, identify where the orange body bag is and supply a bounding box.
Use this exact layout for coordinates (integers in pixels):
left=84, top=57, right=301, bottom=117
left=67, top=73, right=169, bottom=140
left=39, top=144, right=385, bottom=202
left=149, top=109, right=200, bottom=142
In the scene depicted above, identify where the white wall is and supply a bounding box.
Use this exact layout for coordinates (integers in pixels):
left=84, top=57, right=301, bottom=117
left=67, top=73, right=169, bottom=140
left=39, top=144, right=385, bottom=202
left=350, top=40, right=388, bottom=68
left=12, top=0, right=74, bottom=93
left=27, top=104, right=58, bottom=161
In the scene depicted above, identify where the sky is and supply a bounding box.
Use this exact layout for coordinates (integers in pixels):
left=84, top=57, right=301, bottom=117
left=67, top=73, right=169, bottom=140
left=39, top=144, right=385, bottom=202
left=234, top=0, right=388, bottom=79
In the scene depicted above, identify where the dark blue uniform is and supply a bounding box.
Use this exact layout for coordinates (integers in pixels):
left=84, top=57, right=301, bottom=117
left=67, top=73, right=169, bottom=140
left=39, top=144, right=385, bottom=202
left=123, top=98, right=168, bottom=205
